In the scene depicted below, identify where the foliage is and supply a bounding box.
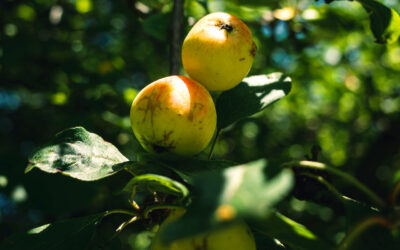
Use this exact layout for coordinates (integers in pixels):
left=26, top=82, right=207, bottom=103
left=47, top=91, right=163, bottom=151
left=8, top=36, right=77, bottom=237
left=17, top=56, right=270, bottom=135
left=1, top=0, right=400, bottom=249
left=26, top=127, right=128, bottom=181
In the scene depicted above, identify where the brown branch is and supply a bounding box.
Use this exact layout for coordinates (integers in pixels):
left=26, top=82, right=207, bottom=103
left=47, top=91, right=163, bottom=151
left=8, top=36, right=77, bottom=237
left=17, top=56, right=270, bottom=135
left=170, top=0, right=184, bottom=75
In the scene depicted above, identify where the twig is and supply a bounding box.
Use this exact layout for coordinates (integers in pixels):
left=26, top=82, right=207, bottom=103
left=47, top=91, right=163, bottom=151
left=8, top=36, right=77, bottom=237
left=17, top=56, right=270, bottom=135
left=298, top=172, right=348, bottom=203
left=130, top=185, right=140, bottom=210
left=283, top=161, right=386, bottom=208
left=170, top=0, right=184, bottom=75
left=116, top=216, right=139, bottom=232
left=104, top=209, right=139, bottom=217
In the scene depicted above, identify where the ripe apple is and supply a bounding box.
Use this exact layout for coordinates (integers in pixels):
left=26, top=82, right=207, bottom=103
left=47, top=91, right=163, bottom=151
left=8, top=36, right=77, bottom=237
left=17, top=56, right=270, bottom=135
left=182, top=12, right=257, bottom=91
left=130, top=75, right=216, bottom=156
left=150, top=210, right=257, bottom=250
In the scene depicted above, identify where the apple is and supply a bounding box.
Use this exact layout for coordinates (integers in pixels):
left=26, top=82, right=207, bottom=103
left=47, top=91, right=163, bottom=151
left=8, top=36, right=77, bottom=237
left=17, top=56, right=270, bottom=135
left=182, top=12, right=257, bottom=91
left=130, top=75, right=216, bottom=156
left=150, top=210, right=257, bottom=250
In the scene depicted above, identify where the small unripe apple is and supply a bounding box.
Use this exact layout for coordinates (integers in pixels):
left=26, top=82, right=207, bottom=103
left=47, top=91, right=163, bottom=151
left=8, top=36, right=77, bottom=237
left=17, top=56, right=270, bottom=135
left=150, top=210, right=257, bottom=250
left=182, top=12, right=257, bottom=91
left=130, top=75, right=216, bottom=156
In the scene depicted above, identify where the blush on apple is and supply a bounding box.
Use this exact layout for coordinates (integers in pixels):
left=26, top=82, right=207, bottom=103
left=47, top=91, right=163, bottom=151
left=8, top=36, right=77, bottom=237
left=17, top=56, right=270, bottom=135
left=130, top=75, right=217, bottom=156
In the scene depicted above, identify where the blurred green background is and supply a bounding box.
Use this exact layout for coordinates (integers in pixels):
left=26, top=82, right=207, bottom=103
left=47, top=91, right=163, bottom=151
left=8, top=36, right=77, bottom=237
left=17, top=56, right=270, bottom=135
left=1, top=0, right=400, bottom=248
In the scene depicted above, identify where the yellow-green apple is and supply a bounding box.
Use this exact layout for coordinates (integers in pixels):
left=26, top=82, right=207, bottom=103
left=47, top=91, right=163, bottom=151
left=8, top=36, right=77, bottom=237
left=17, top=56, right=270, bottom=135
left=150, top=209, right=257, bottom=250
left=182, top=12, right=257, bottom=91
left=130, top=75, right=216, bottom=156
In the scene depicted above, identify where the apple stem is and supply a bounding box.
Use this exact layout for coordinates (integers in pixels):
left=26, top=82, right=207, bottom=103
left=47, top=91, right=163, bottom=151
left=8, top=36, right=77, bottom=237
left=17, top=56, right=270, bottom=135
left=208, top=129, right=222, bottom=160
left=220, top=23, right=233, bottom=32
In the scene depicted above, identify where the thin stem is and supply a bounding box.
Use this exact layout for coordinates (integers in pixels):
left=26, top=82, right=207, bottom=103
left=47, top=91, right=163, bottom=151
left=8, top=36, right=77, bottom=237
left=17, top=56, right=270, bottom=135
left=338, top=216, right=392, bottom=250
left=298, top=172, right=347, bottom=203
left=104, top=209, right=139, bottom=217
left=129, top=185, right=140, bottom=210
left=208, top=129, right=222, bottom=160
left=104, top=215, right=139, bottom=246
left=170, top=0, right=184, bottom=75
left=116, top=216, right=139, bottom=232
left=283, top=161, right=386, bottom=208
left=143, top=204, right=183, bottom=219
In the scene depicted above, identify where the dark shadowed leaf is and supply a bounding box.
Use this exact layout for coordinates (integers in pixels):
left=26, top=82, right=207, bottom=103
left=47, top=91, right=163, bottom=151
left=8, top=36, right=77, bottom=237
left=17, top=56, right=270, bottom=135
left=26, top=127, right=128, bottom=181
left=251, top=212, right=334, bottom=250
left=160, top=159, right=294, bottom=243
left=0, top=213, right=107, bottom=250
left=122, top=174, right=189, bottom=199
left=253, top=231, right=287, bottom=250
left=343, top=222, right=396, bottom=250
left=118, top=160, right=175, bottom=177
left=135, top=152, right=237, bottom=182
left=216, top=73, right=292, bottom=129
left=360, top=0, right=400, bottom=44
left=343, top=197, right=380, bottom=227
left=339, top=198, right=397, bottom=250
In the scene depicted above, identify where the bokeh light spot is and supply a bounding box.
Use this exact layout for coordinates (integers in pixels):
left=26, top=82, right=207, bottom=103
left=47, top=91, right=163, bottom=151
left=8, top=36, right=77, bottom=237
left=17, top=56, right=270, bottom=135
left=75, top=0, right=92, bottom=13
left=11, top=185, right=28, bottom=203
left=16, top=5, right=36, bottom=21
left=4, top=24, right=18, bottom=37
left=51, top=92, right=68, bottom=105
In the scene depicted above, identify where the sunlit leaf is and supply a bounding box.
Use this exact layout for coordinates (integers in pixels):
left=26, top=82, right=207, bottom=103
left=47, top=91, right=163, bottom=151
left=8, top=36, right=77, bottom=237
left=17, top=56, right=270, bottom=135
left=216, top=73, right=292, bottom=129
left=360, top=0, right=400, bottom=44
left=26, top=127, right=128, bottom=181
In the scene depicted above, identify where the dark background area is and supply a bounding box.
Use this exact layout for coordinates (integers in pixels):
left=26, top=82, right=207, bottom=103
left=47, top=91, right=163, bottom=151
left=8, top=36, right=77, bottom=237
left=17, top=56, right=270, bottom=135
left=1, top=0, right=400, bottom=249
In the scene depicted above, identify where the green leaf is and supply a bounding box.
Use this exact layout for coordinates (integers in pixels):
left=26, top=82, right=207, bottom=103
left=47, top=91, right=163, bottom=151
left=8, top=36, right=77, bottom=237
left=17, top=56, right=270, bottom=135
left=216, top=73, right=292, bottom=129
left=26, top=127, right=128, bottom=181
left=122, top=174, right=189, bottom=199
left=360, top=0, right=400, bottom=44
left=160, top=159, right=294, bottom=243
left=251, top=212, right=334, bottom=250
left=0, top=213, right=107, bottom=250
left=219, top=160, right=293, bottom=218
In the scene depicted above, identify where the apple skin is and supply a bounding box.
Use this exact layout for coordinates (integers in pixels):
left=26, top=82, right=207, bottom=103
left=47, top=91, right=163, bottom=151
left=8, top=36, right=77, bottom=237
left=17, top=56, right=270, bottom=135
left=182, top=12, right=257, bottom=91
left=130, top=75, right=216, bottom=156
left=150, top=210, right=257, bottom=250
